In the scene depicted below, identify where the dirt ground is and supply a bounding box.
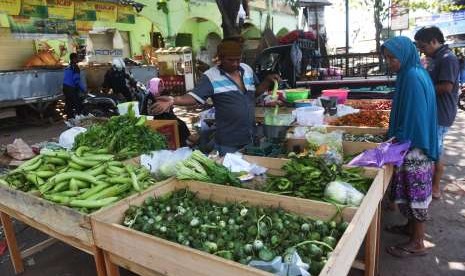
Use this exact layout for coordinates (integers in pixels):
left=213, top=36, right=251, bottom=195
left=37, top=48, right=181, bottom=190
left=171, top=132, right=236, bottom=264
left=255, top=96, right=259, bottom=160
left=0, top=111, right=464, bottom=276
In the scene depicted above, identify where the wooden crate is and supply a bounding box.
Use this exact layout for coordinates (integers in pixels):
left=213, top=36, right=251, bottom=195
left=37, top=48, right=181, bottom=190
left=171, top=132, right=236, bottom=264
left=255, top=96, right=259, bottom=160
left=145, top=120, right=180, bottom=149
left=92, top=168, right=384, bottom=276
left=0, top=177, right=172, bottom=275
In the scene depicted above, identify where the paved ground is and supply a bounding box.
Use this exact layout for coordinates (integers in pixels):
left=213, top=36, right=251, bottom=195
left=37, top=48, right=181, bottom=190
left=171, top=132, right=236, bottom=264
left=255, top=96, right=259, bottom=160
left=0, top=111, right=464, bottom=276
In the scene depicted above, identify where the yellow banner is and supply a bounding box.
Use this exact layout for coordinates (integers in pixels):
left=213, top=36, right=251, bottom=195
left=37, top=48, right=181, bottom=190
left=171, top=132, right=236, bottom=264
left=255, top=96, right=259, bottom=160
left=93, top=2, right=117, bottom=22
left=74, top=1, right=96, bottom=21
left=46, top=0, right=74, bottom=20
left=21, top=0, right=48, bottom=18
left=76, top=20, right=93, bottom=32
left=117, top=5, right=135, bottom=24
left=0, top=0, right=21, bottom=16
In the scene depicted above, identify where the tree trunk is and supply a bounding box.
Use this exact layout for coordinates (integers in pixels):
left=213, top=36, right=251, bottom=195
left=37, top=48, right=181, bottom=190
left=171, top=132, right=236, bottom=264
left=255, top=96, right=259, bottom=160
left=374, top=0, right=384, bottom=72
left=216, top=0, right=243, bottom=38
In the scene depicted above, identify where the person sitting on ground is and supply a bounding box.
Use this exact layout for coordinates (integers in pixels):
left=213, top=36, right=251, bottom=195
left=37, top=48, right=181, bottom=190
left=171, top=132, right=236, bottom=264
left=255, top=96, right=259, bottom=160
left=146, top=77, right=192, bottom=147
left=382, top=36, right=438, bottom=258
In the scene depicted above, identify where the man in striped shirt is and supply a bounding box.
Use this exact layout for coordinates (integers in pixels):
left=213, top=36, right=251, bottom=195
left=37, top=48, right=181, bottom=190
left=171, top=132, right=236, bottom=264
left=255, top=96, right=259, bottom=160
left=151, top=38, right=279, bottom=155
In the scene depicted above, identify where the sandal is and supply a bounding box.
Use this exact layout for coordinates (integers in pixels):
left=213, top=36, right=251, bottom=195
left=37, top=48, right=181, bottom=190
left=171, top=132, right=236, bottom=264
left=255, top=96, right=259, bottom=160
left=432, top=192, right=442, bottom=200
left=384, top=224, right=411, bottom=236
left=386, top=245, right=428, bottom=258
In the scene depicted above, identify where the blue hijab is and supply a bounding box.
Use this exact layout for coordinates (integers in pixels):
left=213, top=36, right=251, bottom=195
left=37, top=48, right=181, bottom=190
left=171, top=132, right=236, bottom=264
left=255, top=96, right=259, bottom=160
left=382, top=36, right=438, bottom=160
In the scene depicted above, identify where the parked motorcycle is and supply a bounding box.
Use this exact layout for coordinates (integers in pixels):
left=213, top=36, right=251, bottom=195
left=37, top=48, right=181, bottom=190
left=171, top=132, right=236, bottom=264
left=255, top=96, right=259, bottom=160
left=81, top=82, right=151, bottom=117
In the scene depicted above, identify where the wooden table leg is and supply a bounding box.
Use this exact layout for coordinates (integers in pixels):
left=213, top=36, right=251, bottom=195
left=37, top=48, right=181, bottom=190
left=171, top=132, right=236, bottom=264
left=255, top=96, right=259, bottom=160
left=364, top=208, right=379, bottom=276
left=375, top=202, right=382, bottom=276
left=0, top=212, right=24, bottom=274
left=103, top=250, right=120, bottom=276
left=94, top=247, right=107, bottom=276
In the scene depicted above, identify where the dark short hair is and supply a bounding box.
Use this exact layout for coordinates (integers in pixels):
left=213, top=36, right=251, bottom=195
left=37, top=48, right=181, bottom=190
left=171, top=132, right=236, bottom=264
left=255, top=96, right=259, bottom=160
left=414, top=26, right=445, bottom=44
left=69, top=53, right=78, bottom=61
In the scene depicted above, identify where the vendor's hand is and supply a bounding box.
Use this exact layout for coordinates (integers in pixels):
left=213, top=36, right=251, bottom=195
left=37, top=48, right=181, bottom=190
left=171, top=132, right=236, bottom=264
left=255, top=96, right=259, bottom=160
left=150, top=96, right=174, bottom=115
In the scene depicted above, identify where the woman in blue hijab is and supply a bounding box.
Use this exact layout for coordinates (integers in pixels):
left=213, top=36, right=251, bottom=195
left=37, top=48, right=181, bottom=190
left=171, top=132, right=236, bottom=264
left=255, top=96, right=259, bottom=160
left=382, top=36, right=438, bottom=258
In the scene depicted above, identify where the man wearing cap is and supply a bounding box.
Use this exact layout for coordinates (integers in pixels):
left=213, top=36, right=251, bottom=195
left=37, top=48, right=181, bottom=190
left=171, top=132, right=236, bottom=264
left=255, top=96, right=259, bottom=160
left=151, top=38, right=279, bottom=155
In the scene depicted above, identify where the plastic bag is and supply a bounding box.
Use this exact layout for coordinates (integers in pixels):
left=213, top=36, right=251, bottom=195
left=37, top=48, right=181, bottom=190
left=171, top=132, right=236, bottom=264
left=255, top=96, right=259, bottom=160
left=306, top=131, right=343, bottom=164
left=58, top=127, right=87, bottom=149
left=223, top=153, right=267, bottom=175
left=6, top=138, right=36, bottom=160
left=140, top=148, right=192, bottom=178
left=348, top=141, right=411, bottom=168
left=324, top=181, right=364, bottom=206
left=249, top=250, right=310, bottom=276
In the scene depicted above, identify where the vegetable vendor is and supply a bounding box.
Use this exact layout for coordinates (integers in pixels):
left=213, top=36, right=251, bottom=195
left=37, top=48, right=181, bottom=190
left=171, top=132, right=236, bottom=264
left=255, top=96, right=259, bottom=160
left=382, top=36, right=438, bottom=258
left=151, top=37, right=279, bottom=156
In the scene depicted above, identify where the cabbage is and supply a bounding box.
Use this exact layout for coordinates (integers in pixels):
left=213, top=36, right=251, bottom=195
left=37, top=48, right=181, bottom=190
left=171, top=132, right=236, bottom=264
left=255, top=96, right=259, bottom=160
left=324, top=181, right=364, bottom=206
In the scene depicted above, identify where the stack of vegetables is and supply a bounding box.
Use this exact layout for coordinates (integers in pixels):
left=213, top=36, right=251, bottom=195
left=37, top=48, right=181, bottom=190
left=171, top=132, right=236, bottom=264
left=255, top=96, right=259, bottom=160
left=346, top=99, right=392, bottom=111
left=123, top=189, right=348, bottom=275
left=264, top=153, right=372, bottom=201
left=343, top=133, right=386, bottom=143
left=0, top=148, right=156, bottom=213
left=175, top=150, right=241, bottom=187
left=73, top=112, right=167, bottom=160
left=329, top=110, right=390, bottom=128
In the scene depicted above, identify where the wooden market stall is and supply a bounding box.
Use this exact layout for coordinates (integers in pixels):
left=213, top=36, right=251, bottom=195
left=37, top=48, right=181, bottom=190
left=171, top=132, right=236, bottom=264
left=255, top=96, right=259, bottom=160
left=91, top=164, right=388, bottom=276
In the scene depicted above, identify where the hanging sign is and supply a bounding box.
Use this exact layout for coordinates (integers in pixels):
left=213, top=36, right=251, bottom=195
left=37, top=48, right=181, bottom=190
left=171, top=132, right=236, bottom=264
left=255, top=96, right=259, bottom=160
left=75, top=1, right=96, bottom=21
left=390, top=0, right=409, bottom=31
left=117, top=5, right=135, bottom=24
left=0, top=0, right=21, bottom=16
left=46, top=0, right=74, bottom=20
left=21, top=0, right=48, bottom=18
left=93, top=2, right=117, bottom=22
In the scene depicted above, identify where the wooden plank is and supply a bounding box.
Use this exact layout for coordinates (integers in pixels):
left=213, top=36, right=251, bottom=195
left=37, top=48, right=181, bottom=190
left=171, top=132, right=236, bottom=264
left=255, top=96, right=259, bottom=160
left=109, top=253, right=163, bottom=276
left=364, top=208, right=380, bottom=276
left=104, top=251, right=121, bottom=276
left=0, top=212, right=24, bottom=274
left=325, top=126, right=387, bottom=135
left=0, top=184, right=94, bottom=246
left=93, top=247, right=107, bottom=276
left=20, top=238, right=57, bottom=259
left=319, top=168, right=384, bottom=276
left=0, top=203, right=94, bottom=254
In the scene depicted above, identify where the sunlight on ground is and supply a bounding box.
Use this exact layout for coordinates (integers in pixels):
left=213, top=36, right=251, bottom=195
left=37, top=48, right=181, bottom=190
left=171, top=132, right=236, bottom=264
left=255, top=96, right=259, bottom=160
left=448, top=262, right=465, bottom=271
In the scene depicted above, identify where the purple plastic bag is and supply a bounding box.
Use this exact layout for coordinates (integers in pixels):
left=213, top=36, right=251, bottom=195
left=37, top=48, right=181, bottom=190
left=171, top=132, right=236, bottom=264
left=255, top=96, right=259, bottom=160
left=348, top=141, right=411, bottom=168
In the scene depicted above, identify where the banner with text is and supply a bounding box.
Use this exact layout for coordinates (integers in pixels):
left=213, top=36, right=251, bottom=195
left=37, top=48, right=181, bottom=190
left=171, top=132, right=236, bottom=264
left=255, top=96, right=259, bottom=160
left=0, top=0, right=21, bottom=16
left=117, top=5, right=135, bottom=24
left=21, top=0, right=48, bottom=18
left=75, top=1, right=96, bottom=21
left=93, top=2, right=117, bottom=22
left=46, top=0, right=74, bottom=20
left=9, top=15, right=76, bottom=34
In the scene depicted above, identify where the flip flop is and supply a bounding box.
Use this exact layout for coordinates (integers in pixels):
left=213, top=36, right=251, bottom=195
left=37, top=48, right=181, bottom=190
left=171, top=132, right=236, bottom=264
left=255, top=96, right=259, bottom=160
left=432, top=192, right=442, bottom=200
left=384, top=224, right=410, bottom=236
left=386, top=245, right=428, bottom=258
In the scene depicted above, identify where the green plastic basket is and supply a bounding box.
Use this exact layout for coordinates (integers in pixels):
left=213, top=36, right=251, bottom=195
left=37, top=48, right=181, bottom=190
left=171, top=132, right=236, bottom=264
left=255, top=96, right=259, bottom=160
left=284, top=89, right=309, bottom=103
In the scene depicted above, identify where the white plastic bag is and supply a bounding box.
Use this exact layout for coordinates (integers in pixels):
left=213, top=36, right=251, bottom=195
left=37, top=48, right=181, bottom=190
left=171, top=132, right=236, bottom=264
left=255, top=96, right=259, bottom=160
left=305, top=130, right=343, bottom=164
left=59, top=127, right=87, bottom=149
left=140, top=148, right=192, bottom=178
left=324, top=181, right=364, bottom=206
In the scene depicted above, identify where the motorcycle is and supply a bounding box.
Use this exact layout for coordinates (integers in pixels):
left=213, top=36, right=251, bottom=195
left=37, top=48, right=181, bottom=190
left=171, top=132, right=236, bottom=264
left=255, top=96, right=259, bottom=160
left=458, top=86, right=465, bottom=111
left=82, top=82, right=151, bottom=117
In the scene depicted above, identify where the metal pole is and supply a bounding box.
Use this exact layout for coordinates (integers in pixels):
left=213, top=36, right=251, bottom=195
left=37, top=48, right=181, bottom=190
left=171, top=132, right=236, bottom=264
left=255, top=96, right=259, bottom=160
left=345, top=0, right=349, bottom=77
